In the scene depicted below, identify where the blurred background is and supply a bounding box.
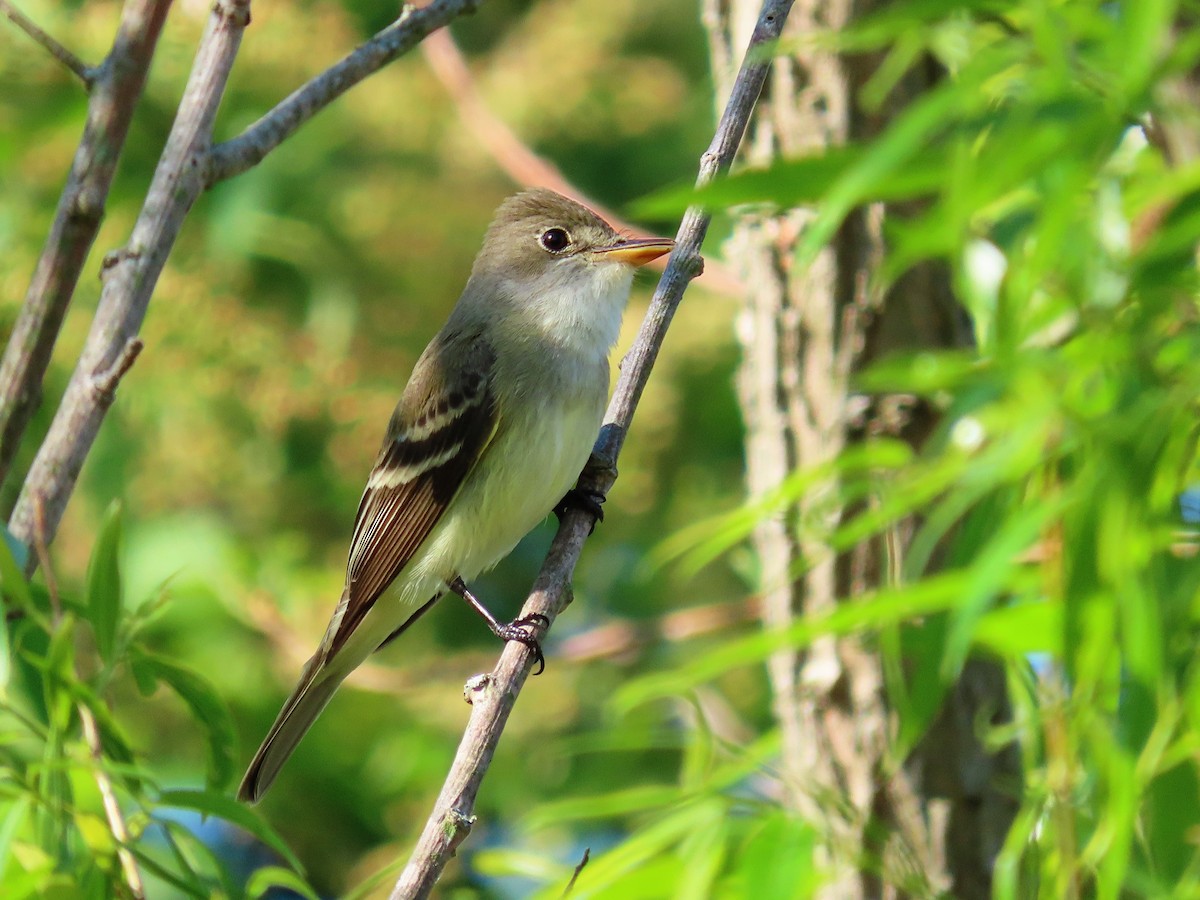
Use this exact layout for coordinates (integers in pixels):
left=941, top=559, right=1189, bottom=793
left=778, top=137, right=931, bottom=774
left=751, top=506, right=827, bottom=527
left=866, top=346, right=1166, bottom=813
left=1, top=0, right=760, bottom=894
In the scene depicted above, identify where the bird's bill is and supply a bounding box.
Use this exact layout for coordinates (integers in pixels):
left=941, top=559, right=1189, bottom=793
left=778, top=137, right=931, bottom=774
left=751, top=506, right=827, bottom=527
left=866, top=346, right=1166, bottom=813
left=594, top=237, right=675, bottom=267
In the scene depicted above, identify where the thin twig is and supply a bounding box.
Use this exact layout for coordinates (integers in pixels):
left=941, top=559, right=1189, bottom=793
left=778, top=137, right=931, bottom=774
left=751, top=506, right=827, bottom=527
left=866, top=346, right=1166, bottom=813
left=420, top=28, right=744, bottom=296
left=0, top=0, right=172, bottom=489
left=0, top=0, right=94, bottom=84
left=389, top=2, right=794, bottom=897
left=205, top=0, right=482, bottom=185
left=560, top=848, right=589, bottom=898
left=31, top=499, right=145, bottom=898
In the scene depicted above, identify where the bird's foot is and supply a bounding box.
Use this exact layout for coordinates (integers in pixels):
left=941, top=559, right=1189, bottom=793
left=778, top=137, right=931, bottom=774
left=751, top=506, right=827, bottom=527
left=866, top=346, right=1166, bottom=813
left=554, top=487, right=606, bottom=532
left=492, top=613, right=550, bottom=675
left=448, top=576, right=551, bottom=675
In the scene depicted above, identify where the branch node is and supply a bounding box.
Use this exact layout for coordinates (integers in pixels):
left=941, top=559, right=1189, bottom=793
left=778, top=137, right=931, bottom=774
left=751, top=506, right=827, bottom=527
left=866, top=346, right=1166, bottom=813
left=463, top=673, right=491, bottom=705
left=442, top=808, right=476, bottom=852
left=100, top=247, right=138, bottom=279
left=214, top=0, right=252, bottom=27
left=90, top=338, right=143, bottom=404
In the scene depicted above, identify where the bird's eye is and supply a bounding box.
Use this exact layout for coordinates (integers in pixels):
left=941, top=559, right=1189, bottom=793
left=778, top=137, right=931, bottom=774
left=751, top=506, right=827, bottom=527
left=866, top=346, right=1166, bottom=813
left=540, top=228, right=571, bottom=253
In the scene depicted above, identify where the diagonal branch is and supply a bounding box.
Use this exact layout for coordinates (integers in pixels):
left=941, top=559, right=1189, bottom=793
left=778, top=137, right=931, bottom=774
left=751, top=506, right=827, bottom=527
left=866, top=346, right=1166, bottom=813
left=205, top=0, right=481, bottom=185
left=0, top=0, right=171, bottom=489
left=7, top=0, right=250, bottom=566
left=388, top=2, right=794, bottom=896
left=0, top=0, right=94, bottom=84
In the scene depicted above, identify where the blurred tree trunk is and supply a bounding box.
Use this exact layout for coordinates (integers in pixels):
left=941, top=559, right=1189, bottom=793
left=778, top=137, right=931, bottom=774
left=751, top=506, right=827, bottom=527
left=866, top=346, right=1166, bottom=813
left=707, top=1, right=1018, bottom=897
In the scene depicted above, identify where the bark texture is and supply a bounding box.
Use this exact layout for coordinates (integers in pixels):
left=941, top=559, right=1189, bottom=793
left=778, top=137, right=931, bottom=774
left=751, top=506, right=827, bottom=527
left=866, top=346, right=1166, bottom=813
left=709, top=1, right=1018, bottom=896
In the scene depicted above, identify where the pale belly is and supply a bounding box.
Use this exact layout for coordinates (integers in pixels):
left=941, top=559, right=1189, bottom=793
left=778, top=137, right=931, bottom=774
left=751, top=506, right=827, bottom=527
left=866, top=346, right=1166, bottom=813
left=391, top=393, right=604, bottom=606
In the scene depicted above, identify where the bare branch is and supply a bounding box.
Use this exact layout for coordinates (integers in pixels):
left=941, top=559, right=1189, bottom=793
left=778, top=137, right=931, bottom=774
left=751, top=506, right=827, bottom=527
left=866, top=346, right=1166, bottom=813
left=0, top=0, right=94, bottom=84
left=206, top=0, right=482, bottom=185
left=0, top=0, right=172, bottom=487
left=389, top=2, right=794, bottom=896
left=8, top=0, right=250, bottom=568
left=420, top=28, right=744, bottom=296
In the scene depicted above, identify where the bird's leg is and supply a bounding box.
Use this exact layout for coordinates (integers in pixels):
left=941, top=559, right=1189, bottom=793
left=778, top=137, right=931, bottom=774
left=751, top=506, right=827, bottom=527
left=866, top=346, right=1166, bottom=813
left=447, top=576, right=549, bottom=675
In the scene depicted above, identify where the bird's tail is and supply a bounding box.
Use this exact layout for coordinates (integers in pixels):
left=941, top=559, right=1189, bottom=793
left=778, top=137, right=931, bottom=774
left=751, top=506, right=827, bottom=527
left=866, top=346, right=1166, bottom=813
left=237, top=652, right=344, bottom=803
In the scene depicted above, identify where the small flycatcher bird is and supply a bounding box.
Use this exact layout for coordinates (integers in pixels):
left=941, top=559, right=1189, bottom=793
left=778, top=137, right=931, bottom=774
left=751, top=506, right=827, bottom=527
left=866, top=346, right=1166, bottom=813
left=238, top=189, right=674, bottom=802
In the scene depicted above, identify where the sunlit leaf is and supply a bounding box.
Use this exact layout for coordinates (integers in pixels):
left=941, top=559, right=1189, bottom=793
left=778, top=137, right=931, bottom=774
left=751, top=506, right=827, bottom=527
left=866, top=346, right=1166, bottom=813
left=245, top=865, right=320, bottom=900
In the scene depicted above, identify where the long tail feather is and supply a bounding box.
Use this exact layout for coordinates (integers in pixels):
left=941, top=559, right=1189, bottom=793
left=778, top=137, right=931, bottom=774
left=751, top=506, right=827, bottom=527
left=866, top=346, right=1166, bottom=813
left=238, top=592, right=443, bottom=803
left=237, top=654, right=343, bottom=803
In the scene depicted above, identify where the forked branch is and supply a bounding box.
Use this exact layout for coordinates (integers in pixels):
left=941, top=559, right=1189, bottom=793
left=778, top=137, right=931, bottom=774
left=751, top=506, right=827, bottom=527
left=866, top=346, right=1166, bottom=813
left=8, top=0, right=484, bottom=566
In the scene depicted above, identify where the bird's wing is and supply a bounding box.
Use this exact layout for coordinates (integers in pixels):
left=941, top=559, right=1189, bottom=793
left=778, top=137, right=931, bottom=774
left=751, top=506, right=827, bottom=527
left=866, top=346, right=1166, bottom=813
left=327, top=334, right=499, bottom=655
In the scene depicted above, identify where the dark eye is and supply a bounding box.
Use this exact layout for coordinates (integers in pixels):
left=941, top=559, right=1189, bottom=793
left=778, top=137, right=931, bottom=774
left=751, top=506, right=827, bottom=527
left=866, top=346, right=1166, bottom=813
left=540, top=227, right=570, bottom=253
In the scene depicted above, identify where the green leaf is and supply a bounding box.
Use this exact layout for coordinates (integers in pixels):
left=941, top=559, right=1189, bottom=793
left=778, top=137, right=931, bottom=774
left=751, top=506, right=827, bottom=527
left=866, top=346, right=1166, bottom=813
left=736, top=812, right=819, bottom=900
left=128, top=653, right=159, bottom=698
left=635, top=142, right=949, bottom=218
left=0, top=525, right=31, bottom=612
left=71, top=683, right=135, bottom=767
left=84, top=502, right=123, bottom=665
left=940, top=492, right=1064, bottom=679
left=133, top=652, right=235, bottom=789
left=156, top=789, right=304, bottom=874
left=0, top=795, right=30, bottom=884
left=546, top=802, right=713, bottom=898
left=246, top=865, right=320, bottom=900
left=972, top=601, right=1062, bottom=658
left=526, top=785, right=683, bottom=830
left=614, top=571, right=978, bottom=712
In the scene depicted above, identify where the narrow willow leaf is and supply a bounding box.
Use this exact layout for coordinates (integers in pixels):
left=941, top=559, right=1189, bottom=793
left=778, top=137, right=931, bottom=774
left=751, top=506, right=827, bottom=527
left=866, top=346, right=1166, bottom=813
left=156, top=789, right=303, bottom=874
left=135, top=653, right=235, bottom=789
left=246, top=866, right=320, bottom=900
left=0, top=526, right=31, bottom=611
left=84, top=502, right=123, bottom=665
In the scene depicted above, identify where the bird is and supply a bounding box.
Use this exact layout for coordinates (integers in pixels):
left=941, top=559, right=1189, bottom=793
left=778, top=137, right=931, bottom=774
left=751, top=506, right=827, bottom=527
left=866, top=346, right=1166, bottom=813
left=238, top=188, right=674, bottom=802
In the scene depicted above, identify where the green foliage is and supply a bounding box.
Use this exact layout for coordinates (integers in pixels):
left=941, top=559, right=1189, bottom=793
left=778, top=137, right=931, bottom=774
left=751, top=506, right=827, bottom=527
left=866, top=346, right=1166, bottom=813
left=3, top=0, right=727, bottom=895
left=0, top=509, right=311, bottom=895
left=605, top=0, right=1200, bottom=895
left=5, top=0, right=1199, bottom=896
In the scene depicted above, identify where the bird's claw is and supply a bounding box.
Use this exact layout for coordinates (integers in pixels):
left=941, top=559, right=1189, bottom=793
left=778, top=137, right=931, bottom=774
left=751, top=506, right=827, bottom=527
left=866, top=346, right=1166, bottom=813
left=496, top=613, right=550, bottom=675
left=554, top=488, right=606, bottom=533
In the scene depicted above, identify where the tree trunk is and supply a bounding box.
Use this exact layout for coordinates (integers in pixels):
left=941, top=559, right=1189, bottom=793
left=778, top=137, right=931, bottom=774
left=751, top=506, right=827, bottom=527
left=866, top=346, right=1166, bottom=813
left=707, top=1, right=1019, bottom=896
